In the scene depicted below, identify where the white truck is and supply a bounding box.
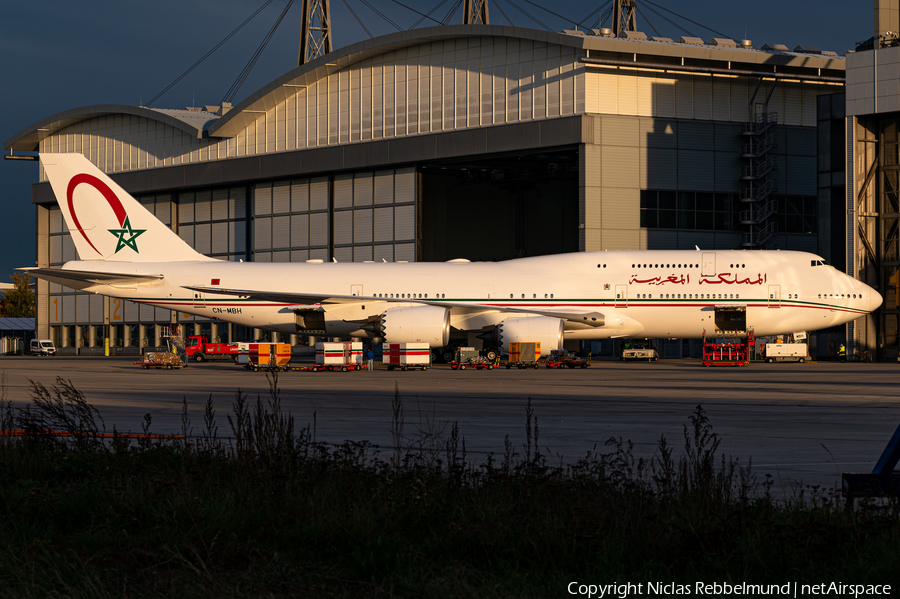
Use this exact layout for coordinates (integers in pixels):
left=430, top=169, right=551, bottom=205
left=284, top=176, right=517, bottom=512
left=763, top=343, right=809, bottom=363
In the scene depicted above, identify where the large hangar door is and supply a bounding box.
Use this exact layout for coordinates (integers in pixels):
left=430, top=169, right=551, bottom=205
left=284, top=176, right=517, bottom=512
left=420, top=150, right=579, bottom=262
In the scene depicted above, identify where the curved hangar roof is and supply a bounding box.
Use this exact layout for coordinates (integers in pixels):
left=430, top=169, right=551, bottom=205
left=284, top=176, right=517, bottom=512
left=6, top=24, right=844, bottom=152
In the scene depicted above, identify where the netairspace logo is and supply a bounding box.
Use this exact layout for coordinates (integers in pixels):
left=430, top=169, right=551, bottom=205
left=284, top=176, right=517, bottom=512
left=566, top=581, right=893, bottom=598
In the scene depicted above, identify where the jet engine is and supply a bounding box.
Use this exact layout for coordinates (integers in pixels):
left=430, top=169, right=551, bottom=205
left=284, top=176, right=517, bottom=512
left=498, top=316, right=564, bottom=354
left=380, top=305, right=450, bottom=346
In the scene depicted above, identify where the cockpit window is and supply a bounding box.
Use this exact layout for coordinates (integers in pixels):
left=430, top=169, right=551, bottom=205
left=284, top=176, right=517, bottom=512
left=811, top=259, right=831, bottom=267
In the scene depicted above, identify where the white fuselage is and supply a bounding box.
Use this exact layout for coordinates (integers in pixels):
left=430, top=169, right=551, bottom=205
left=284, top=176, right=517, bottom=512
left=60, top=249, right=880, bottom=343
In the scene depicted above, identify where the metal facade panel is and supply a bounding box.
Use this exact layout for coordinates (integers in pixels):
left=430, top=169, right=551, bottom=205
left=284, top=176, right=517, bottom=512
left=231, top=188, right=247, bottom=220
left=195, top=223, right=211, bottom=254
left=310, top=212, right=328, bottom=246
left=374, top=245, right=393, bottom=262
left=787, top=127, right=817, bottom=156
left=334, top=175, right=353, bottom=209
left=601, top=189, right=639, bottom=229
left=646, top=229, right=678, bottom=249
left=784, top=83, right=802, bottom=125
left=786, top=156, right=817, bottom=195
left=212, top=222, right=228, bottom=255
left=333, top=211, right=353, bottom=245
left=230, top=221, right=246, bottom=254
left=642, top=147, right=677, bottom=189
left=63, top=295, right=75, bottom=323
left=212, top=190, right=229, bottom=220
left=601, top=145, right=639, bottom=188
left=636, top=73, right=653, bottom=117
left=642, top=118, right=677, bottom=148
left=654, top=77, right=676, bottom=119
left=674, top=75, right=693, bottom=119
left=395, top=243, right=415, bottom=262
left=272, top=251, right=290, bottom=263
left=616, top=73, right=637, bottom=115
left=125, top=300, right=139, bottom=322
left=354, top=208, right=373, bottom=243
left=254, top=184, right=272, bottom=216
left=179, top=225, right=195, bottom=248
left=395, top=205, right=415, bottom=240
left=714, top=151, right=741, bottom=192
left=76, top=294, right=88, bottom=322
left=49, top=209, right=62, bottom=233
left=310, top=178, right=329, bottom=211
left=801, top=85, right=819, bottom=127
left=676, top=231, right=715, bottom=250
left=333, top=246, right=353, bottom=262
left=678, top=150, right=715, bottom=191
left=714, top=123, right=740, bottom=152
left=785, top=234, right=817, bottom=252
left=90, top=295, right=103, bottom=323
left=374, top=171, right=394, bottom=205
left=595, top=70, right=618, bottom=114
left=374, top=207, right=394, bottom=242
left=693, top=76, right=712, bottom=120
left=679, top=121, right=714, bottom=150
left=354, top=173, right=374, bottom=206
left=273, top=216, right=291, bottom=248
left=254, top=217, right=272, bottom=250
left=139, top=304, right=154, bottom=322
left=354, top=245, right=373, bottom=262
left=712, top=78, right=730, bottom=121
left=291, top=180, right=310, bottom=212
left=396, top=168, right=416, bottom=203
left=601, top=116, right=639, bottom=147
left=195, top=192, right=211, bottom=222
left=50, top=236, right=61, bottom=264
left=291, top=214, right=310, bottom=247
left=272, top=181, right=291, bottom=213
left=178, top=195, right=194, bottom=223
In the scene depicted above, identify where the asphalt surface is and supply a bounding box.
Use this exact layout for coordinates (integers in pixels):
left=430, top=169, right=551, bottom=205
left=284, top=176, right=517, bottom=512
left=2, top=355, right=898, bottom=492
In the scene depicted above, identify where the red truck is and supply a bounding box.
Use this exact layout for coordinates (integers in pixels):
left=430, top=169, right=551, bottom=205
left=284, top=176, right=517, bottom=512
left=185, top=336, right=240, bottom=363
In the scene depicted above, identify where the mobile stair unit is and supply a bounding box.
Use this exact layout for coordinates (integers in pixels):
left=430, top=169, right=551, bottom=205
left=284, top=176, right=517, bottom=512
left=701, top=305, right=754, bottom=367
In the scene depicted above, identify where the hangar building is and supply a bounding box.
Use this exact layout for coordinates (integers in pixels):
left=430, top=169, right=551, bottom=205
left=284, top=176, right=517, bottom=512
left=5, top=23, right=846, bottom=356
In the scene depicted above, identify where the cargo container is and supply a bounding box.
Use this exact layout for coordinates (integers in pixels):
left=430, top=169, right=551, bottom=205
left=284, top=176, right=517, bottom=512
left=763, top=343, right=808, bottom=363
left=506, top=342, right=541, bottom=369
left=248, top=343, right=292, bottom=371
left=315, top=342, right=363, bottom=370
left=383, top=343, right=431, bottom=371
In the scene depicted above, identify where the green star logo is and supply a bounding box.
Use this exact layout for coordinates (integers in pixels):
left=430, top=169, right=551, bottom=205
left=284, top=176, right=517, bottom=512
left=108, top=216, right=146, bottom=254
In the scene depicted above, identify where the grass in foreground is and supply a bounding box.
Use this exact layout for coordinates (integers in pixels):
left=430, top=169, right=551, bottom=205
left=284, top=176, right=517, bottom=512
left=0, top=374, right=897, bottom=598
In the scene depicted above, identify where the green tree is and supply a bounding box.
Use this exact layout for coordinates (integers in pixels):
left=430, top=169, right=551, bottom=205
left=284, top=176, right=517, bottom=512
left=2, top=273, right=35, bottom=318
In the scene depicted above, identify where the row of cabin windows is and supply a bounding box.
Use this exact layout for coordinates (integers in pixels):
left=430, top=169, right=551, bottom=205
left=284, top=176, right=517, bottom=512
left=819, top=293, right=861, bottom=299
left=629, top=294, right=740, bottom=299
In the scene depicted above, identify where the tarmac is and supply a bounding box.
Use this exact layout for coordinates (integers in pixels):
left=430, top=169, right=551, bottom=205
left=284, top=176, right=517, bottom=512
left=2, top=354, right=898, bottom=493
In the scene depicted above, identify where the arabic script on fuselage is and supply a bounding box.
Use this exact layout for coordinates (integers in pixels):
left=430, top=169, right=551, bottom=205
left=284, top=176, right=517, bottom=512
left=628, top=272, right=767, bottom=286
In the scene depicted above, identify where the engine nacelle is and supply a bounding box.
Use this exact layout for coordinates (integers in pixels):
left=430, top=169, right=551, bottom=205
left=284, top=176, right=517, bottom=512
left=381, top=305, right=450, bottom=347
left=498, top=316, right=564, bottom=354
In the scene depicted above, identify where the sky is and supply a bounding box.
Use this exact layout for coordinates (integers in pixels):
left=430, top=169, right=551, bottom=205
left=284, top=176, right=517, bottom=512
left=0, top=0, right=872, bottom=280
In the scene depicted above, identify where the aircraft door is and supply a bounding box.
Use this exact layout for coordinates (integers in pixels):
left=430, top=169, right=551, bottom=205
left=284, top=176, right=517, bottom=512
left=768, top=285, right=781, bottom=308
left=482, top=285, right=494, bottom=299
left=615, top=284, right=627, bottom=308
left=351, top=284, right=363, bottom=297
left=193, top=292, right=205, bottom=308
left=701, top=253, right=716, bottom=276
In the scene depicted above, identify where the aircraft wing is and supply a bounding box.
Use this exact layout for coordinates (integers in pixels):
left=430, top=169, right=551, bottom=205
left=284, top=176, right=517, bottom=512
left=186, top=285, right=607, bottom=327
left=19, top=267, right=164, bottom=286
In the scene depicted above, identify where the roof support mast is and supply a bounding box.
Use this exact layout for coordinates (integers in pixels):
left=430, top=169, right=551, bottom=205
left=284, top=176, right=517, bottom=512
left=463, top=0, right=489, bottom=25
left=612, top=0, right=637, bottom=36
left=299, top=0, right=332, bottom=66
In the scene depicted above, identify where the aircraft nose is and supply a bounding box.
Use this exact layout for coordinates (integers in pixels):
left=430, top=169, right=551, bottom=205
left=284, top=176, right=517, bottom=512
left=869, top=287, right=884, bottom=312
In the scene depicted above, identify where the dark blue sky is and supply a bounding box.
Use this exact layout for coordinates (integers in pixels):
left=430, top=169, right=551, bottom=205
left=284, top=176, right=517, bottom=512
left=0, top=0, right=871, bottom=279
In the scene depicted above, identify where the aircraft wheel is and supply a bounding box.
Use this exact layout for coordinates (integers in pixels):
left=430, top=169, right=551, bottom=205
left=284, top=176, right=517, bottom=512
left=442, top=350, right=455, bottom=363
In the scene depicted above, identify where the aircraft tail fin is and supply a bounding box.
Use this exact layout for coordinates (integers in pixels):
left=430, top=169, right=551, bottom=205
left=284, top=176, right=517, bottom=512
left=39, top=153, right=214, bottom=263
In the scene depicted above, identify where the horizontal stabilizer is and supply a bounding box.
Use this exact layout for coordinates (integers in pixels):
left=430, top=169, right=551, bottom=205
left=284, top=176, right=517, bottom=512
left=20, top=267, right=163, bottom=286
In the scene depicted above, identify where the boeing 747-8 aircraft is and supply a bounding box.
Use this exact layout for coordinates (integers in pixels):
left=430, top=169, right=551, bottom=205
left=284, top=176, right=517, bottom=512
left=22, top=153, right=882, bottom=354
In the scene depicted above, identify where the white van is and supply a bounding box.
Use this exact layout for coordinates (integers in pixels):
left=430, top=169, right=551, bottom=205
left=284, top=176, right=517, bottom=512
left=30, top=339, right=56, bottom=356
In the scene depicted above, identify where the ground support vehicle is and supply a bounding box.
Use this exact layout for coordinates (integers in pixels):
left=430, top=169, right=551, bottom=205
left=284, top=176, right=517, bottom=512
left=701, top=330, right=754, bottom=367
left=30, top=339, right=56, bottom=356
left=185, top=335, right=240, bottom=363
left=134, top=326, right=186, bottom=370
left=384, top=343, right=431, bottom=371
left=449, top=355, right=500, bottom=370
left=247, top=343, right=292, bottom=372
left=290, top=363, right=362, bottom=372
left=763, top=343, right=809, bottom=363
left=505, top=342, right=541, bottom=369
left=621, top=348, right=658, bottom=361
left=544, top=349, right=591, bottom=368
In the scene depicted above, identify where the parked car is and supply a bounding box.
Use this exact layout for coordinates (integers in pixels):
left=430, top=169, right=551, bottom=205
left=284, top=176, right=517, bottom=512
left=30, top=339, right=56, bottom=356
